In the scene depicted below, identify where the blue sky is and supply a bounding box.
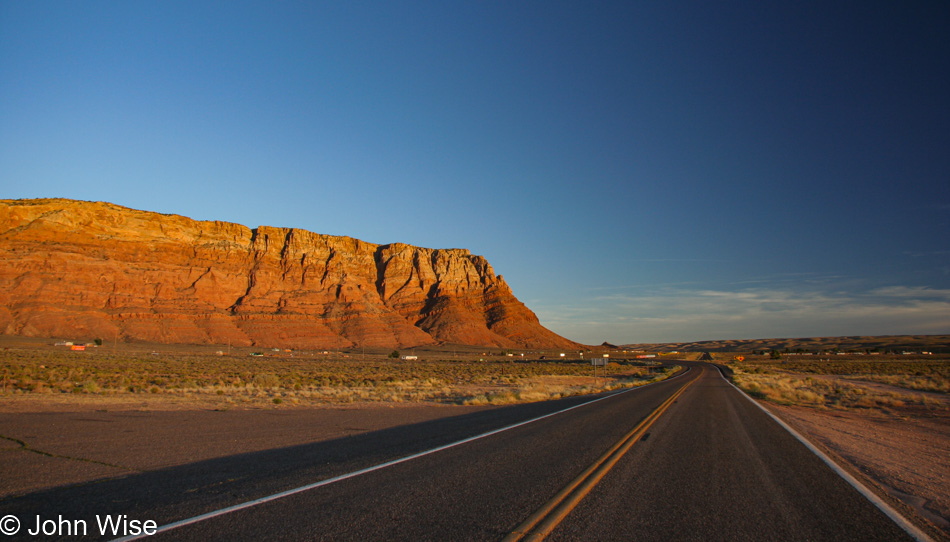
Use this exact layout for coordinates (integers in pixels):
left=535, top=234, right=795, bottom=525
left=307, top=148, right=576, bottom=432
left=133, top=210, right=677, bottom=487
left=2, top=1, right=948, bottom=344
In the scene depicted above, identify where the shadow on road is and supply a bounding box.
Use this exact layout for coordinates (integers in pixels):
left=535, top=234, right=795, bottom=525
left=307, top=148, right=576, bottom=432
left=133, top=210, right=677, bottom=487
left=1, top=392, right=606, bottom=536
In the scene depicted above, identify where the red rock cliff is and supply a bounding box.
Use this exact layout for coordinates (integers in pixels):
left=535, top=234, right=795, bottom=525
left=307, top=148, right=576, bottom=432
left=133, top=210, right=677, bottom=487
left=0, top=199, right=580, bottom=350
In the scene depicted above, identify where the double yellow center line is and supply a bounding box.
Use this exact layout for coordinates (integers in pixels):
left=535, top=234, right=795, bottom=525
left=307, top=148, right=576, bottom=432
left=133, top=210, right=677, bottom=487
left=503, top=369, right=701, bottom=542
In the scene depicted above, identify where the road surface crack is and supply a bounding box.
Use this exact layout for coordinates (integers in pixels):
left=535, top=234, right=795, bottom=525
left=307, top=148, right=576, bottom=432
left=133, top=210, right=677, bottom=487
left=0, top=434, right=139, bottom=472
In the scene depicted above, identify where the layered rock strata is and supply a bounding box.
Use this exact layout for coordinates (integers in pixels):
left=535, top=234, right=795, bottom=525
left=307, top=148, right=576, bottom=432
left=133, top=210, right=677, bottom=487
left=0, top=199, right=579, bottom=350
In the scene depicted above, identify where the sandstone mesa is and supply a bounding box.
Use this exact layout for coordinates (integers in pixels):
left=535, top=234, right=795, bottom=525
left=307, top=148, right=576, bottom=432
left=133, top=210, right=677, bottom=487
left=0, top=199, right=579, bottom=350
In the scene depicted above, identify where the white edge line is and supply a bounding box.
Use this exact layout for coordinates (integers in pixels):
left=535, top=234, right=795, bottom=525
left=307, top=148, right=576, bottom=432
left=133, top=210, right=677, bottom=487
left=112, top=365, right=692, bottom=541
left=714, top=365, right=934, bottom=542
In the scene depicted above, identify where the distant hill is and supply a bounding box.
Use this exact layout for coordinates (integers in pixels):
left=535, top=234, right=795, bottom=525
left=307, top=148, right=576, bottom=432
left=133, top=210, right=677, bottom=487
left=622, top=335, right=950, bottom=353
left=0, top=198, right=580, bottom=350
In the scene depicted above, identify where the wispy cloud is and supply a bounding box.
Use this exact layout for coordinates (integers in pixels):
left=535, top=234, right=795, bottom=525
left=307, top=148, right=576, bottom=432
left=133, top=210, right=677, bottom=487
left=866, top=286, right=950, bottom=300
left=904, top=250, right=950, bottom=258
left=535, top=283, right=950, bottom=344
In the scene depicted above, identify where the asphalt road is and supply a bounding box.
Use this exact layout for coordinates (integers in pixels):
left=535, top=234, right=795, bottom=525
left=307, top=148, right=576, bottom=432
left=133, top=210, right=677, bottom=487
left=1, top=363, right=920, bottom=541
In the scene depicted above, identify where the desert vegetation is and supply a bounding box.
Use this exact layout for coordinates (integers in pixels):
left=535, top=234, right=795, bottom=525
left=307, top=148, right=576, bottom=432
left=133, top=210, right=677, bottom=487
left=0, top=348, right=678, bottom=408
left=730, top=357, right=949, bottom=410
left=727, top=355, right=950, bottom=538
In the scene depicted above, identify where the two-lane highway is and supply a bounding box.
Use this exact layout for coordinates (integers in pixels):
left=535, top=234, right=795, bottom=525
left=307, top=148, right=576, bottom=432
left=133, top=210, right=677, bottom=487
left=550, top=365, right=918, bottom=541
left=2, top=363, right=924, bottom=541
left=125, top=366, right=703, bottom=541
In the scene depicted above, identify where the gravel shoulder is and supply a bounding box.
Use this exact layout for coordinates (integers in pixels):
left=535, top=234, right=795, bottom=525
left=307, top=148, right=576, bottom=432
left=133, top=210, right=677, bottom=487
left=763, top=400, right=950, bottom=540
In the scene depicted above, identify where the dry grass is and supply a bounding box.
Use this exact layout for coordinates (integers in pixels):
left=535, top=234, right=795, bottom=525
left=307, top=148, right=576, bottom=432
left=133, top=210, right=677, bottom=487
left=733, top=373, right=935, bottom=409
left=731, top=358, right=948, bottom=410
left=0, top=348, right=678, bottom=408
left=460, top=370, right=679, bottom=406
left=844, top=374, right=949, bottom=394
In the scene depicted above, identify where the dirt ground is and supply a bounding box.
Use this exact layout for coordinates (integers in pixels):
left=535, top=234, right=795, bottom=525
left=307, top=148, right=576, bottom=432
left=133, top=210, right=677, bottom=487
left=764, top=396, right=950, bottom=539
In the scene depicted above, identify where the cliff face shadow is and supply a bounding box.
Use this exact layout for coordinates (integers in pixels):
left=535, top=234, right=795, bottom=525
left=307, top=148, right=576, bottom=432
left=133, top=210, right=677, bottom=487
left=0, top=199, right=581, bottom=351
left=0, top=394, right=599, bottom=538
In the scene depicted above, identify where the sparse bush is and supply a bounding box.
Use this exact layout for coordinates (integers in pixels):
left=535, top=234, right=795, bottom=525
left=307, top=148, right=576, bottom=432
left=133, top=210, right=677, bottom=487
left=0, top=348, right=686, bottom=407
left=734, top=370, right=936, bottom=411
left=252, top=374, right=280, bottom=389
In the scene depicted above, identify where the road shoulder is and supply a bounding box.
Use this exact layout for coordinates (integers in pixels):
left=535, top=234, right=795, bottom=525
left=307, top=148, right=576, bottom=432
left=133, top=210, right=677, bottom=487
left=762, top=402, right=950, bottom=542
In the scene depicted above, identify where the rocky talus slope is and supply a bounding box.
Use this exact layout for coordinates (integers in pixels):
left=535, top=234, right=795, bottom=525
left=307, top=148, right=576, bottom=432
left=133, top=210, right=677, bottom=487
left=0, top=199, right=579, bottom=350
